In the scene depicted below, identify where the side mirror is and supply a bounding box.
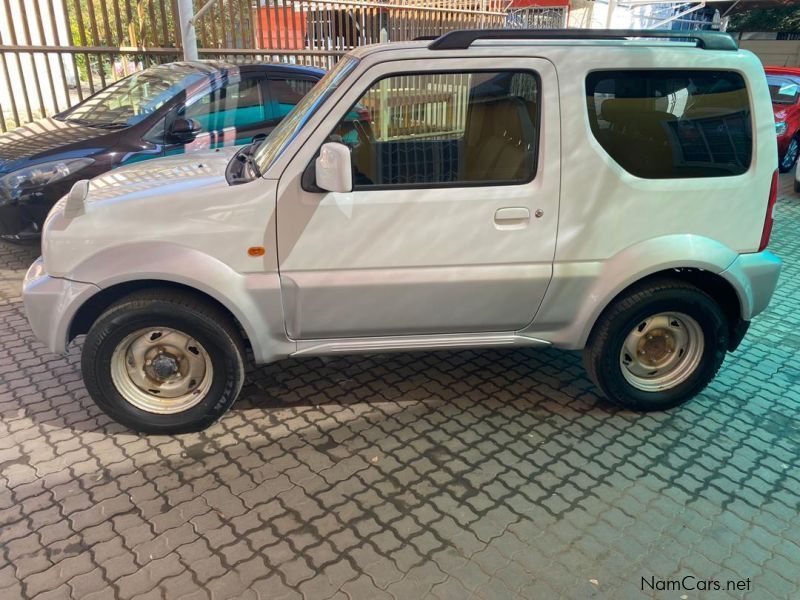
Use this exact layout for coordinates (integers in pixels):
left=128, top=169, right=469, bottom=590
left=168, top=117, right=202, bottom=142
left=315, top=142, right=352, bottom=193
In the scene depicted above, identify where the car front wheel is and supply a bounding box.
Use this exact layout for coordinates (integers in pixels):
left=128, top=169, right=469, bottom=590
left=780, top=135, right=800, bottom=173
left=82, top=290, right=246, bottom=434
left=583, top=278, right=728, bottom=411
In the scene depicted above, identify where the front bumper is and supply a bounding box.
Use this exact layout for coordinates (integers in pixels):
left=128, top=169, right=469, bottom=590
left=0, top=178, right=77, bottom=239
left=0, top=194, right=54, bottom=240
left=720, top=250, right=782, bottom=320
left=23, top=258, right=100, bottom=353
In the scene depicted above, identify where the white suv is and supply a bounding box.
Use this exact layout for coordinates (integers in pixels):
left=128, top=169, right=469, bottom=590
left=23, top=30, right=781, bottom=434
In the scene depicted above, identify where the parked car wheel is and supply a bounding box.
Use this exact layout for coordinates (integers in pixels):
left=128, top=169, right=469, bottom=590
left=583, top=278, right=728, bottom=411
left=82, top=290, right=245, bottom=434
left=779, top=135, right=800, bottom=173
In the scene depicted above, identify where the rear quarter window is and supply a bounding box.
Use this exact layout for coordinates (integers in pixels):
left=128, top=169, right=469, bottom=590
left=585, top=70, right=752, bottom=178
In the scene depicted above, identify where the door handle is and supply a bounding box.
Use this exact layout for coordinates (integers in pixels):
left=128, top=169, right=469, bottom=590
left=494, top=207, right=530, bottom=228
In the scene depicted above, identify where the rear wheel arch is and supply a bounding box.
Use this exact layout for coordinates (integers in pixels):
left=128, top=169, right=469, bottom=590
left=588, top=268, right=744, bottom=352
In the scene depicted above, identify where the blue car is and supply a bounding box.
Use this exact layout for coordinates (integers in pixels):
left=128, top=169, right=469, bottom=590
left=0, top=60, right=323, bottom=241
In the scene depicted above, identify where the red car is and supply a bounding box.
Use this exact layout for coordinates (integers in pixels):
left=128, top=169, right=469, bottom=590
left=765, top=67, right=800, bottom=172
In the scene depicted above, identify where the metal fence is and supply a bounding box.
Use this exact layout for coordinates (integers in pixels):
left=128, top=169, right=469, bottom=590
left=0, top=0, right=566, bottom=133
left=190, top=0, right=513, bottom=67
left=0, top=0, right=181, bottom=132
left=507, top=6, right=568, bottom=30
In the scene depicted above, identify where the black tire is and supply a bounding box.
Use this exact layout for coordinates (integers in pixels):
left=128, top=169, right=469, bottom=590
left=583, top=278, right=728, bottom=411
left=82, top=289, right=246, bottom=434
left=794, top=178, right=800, bottom=194
left=779, top=135, right=800, bottom=173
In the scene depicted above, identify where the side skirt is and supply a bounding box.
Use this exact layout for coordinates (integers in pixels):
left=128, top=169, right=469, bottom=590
left=291, top=332, right=551, bottom=357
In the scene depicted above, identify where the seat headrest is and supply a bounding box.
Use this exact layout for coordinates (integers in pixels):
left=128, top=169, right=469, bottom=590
left=599, top=98, right=655, bottom=123
left=466, top=96, right=530, bottom=142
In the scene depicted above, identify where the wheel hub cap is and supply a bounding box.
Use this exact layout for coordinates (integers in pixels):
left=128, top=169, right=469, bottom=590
left=149, top=354, right=181, bottom=380
left=620, top=312, right=704, bottom=392
left=111, top=328, right=213, bottom=414
left=637, top=330, right=675, bottom=366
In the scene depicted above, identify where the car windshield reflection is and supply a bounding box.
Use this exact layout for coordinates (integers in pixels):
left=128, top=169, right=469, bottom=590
left=56, top=63, right=217, bottom=128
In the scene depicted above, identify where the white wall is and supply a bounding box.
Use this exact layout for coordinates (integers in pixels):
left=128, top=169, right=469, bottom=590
left=739, top=40, right=800, bottom=68
left=568, top=0, right=666, bottom=29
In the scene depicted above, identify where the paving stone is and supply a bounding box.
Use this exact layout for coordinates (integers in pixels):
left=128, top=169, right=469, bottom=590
left=66, top=567, right=108, bottom=599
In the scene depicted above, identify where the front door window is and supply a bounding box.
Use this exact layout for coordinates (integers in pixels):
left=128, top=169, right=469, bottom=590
left=328, top=71, right=540, bottom=188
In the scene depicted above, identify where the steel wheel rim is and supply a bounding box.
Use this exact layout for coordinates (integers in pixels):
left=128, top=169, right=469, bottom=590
left=619, top=312, right=704, bottom=392
left=782, top=138, right=799, bottom=170
left=110, top=327, right=213, bottom=414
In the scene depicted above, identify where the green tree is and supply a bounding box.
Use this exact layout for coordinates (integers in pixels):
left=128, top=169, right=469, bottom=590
left=67, top=0, right=180, bottom=86
left=728, top=7, right=800, bottom=33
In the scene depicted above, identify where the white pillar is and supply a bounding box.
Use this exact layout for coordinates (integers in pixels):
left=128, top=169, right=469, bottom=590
left=606, top=0, right=617, bottom=28
left=379, top=28, right=389, bottom=140
left=177, top=0, right=198, bottom=61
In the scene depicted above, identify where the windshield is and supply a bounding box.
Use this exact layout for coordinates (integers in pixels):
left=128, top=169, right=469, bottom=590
left=57, top=63, right=216, bottom=128
left=253, top=56, right=359, bottom=173
left=767, top=74, right=800, bottom=105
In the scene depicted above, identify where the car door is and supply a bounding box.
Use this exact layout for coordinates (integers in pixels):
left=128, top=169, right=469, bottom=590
left=164, top=75, right=271, bottom=156
left=275, top=57, right=560, bottom=339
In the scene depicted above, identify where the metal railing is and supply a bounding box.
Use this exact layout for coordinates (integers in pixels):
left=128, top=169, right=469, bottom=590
left=0, top=0, right=567, bottom=133
left=506, top=6, right=567, bottom=30
left=0, top=0, right=181, bottom=132
left=190, top=0, right=513, bottom=68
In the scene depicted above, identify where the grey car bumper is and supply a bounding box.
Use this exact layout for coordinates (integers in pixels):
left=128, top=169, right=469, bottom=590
left=23, top=258, right=100, bottom=354
left=721, top=250, right=782, bottom=320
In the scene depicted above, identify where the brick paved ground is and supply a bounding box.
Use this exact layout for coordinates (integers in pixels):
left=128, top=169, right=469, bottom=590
left=1, top=175, right=799, bottom=600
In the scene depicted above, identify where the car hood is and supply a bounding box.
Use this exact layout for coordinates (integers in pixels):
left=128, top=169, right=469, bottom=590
left=42, top=145, right=273, bottom=279
left=85, top=146, right=240, bottom=204
left=0, top=117, right=119, bottom=174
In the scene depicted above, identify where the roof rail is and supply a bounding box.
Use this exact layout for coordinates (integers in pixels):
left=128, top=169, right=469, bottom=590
left=427, top=29, right=738, bottom=52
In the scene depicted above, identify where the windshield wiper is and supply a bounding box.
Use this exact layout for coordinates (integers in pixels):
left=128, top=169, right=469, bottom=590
left=62, top=117, right=128, bottom=129
left=92, top=122, right=129, bottom=129
left=62, top=117, right=92, bottom=125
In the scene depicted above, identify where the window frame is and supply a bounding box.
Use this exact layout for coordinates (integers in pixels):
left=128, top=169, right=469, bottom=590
left=321, top=68, right=543, bottom=191
left=147, top=74, right=271, bottom=147
left=180, top=75, right=269, bottom=133
left=264, top=75, right=322, bottom=126
left=765, top=73, right=800, bottom=106
left=584, top=67, right=754, bottom=180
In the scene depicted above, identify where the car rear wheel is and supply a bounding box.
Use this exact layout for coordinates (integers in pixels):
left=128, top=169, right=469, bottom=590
left=779, top=136, right=800, bottom=173
left=583, top=278, right=728, bottom=411
left=82, top=290, right=245, bottom=434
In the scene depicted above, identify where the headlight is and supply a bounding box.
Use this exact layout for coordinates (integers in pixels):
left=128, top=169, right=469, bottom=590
left=24, top=257, right=46, bottom=282
left=776, top=121, right=788, bottom=136
left=0, top=157, right=94, bottom=203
